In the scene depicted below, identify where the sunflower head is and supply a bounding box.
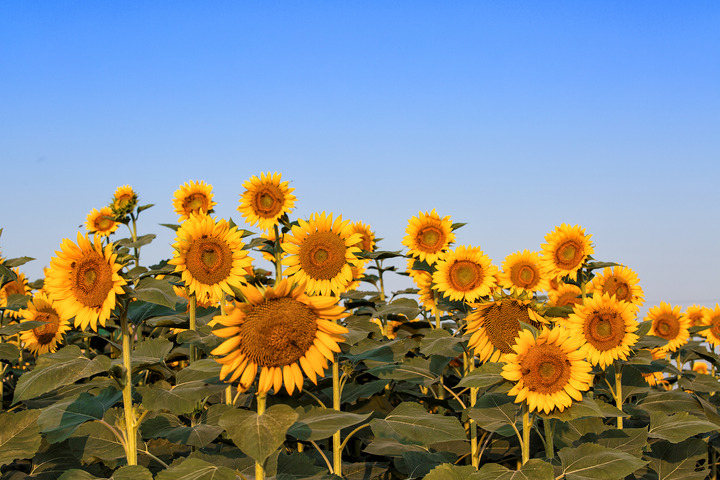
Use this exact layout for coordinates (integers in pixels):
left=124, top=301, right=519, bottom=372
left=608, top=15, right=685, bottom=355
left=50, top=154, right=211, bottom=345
left=350, top=221, right=376, bottom=254
left=547, top=282, right=583, bottom=308
left=238, top=172, right=296, bottom=231
left=0, top=268, right=32, bottom=319
left=110, top=185, right=138, bottom=217
left=19, top=292, right=71, bottom=355
left=699, top=304, right=720, bottom=348
left=646, top=302, right=691, bottom=354
left=587, top=266, right=644, bottom=307
left=685, top=304, right=710, bottom=328
left=86, top=207, right=120, bottom=238
left=402, top=209, right=455, bottom=265
left=498, top=250, right=550, bottom=295
left=540, top=224, right=594, bottom=281
left=173, top=180, right=216, bottom=221
left=432, top=245, right=498, bottom=303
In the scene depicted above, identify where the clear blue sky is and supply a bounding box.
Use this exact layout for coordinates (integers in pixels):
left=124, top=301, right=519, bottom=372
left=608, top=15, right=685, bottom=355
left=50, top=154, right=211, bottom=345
left=2, top=1, right=719, bottom=317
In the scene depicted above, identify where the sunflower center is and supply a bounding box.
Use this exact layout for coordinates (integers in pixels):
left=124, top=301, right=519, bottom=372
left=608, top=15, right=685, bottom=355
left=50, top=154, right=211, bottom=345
left=710, top=317, right=720, bottom=339
left=32, top=310, right=61, bottom=345
left=512, top=263, right=538, bottom=288
left=3, top=281, right=23, bottom=296
left=238, top=297, right=319, bottom=367
left=604, top=277, right=630, bottom=302
left=585, top=308, right=626, bottom=351
left=555, top=240, right=583, bottom=269
left=252, top=185, right=284, bottom=218
left=95, top=216, right=114, bottom=231
left=70, top=252, right=114, bottom=308
left=298, top=231, right=347, bottom=280
left=186, top=237, right=233, bottom=285
left=449, top=260, right=482, bottom=291
left=183, top=193, right=208, bottom=214
left=416, top=226, right=445, bottom=252
left=521, top=343, right=571, bottom=394
left=653, top=314, right=679, bottom=340
left=482, top=299, right=539, bottom=354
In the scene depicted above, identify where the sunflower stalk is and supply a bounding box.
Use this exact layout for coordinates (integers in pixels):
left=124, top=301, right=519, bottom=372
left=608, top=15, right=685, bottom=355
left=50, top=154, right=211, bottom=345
left=332, top=353, right=343, bottom=477
left=120, top=308, right=138, bottom=465
left=189, top=293, right=197, bottom=364
left=521, top=404, right=531, bottom=465
left=273, top=224, right=283, bottom=286
left=465, top=352, right=480, bottom=468
left=615, top=364, right=624, bottom=429
left=543, top=418, right=555, bottom=460
left=255, top=392, right=267, bottom=480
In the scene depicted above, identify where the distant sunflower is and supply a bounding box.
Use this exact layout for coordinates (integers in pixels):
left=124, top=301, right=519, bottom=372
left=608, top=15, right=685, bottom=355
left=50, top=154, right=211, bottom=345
left=169, top=213, right=252, bottom=304
left=238, top=172, right=296, bottom=230
left=540, top=224, right=594, bottom=281
left=173, top=180, right=216, bottom=221
left=350, top=221, right=376, bottom=254
left=210, top=279, right=348, bottom=394
left=413, top=270, right=439, bottom=316
left=281, top=212, right=363, bottom=296
left=646, top=302, right=690, bottom=354
left=345, top=263, right=367, bottom=292
left=587, top=266, right=644, bottom=307
left=45, top=232, right=126, bottom=331
left=466, top=295, right=546, bottom=363
left=566, top=293, right=639, bottom=368
left=548, top=282, right=583, bottom=308
left=111, top=185, right=138, bottom=217
left=502, top=327, right=593, bottom=414
left=402, top=209, right=455, bottom=265
left=433, top=246, right=498, bottom=303
left=19, top=292, right=70, bottom=355
left=642, top=349, right=669, bottom=388
left=498, top=250, right=550, bottom=295
left=699, top=304, right=720, bottom=347
left=0, top=268, right=31, bottom=319
left=260, top=230, right=285, bottom=263
left=693, top=362, right=709, bottom=375
left=685, top=304, right=710, bottom=328
left=85, top=207, right=119, bottom=237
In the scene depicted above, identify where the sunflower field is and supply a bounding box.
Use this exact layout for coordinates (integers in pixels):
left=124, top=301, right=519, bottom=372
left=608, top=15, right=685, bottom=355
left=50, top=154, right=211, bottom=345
left=1, top=174, right=720, bottom=480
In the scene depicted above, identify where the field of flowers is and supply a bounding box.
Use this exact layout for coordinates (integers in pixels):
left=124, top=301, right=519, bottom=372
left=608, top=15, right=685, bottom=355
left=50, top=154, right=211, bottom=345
left=1, top=173, right=719, bottom=480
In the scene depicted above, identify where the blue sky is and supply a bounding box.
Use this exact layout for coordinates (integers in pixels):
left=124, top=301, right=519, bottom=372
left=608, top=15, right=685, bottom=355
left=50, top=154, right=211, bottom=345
left=2, top=1, right=719, bottom=317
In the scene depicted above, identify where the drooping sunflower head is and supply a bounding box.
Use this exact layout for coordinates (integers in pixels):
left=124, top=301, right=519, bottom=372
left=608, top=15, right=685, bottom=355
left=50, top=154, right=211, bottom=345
left=168, top=213, right=253, bottom=305
left=566, top=293, right=639, bottom=369
left=432, top=245, right=498, bottom=303
left=349, top=221, right=376, bottom=254
left=540, top=224, right=594, bottom=281
left=110, top=185, right=138, bottom=217
left=699, top=304, right=720, bottom=348
left=0, top=268, right=32, bottom=319
left=466, top=295, right=547, bottom=363
left=210, top=279, right=348, bottom=395
left=19, top=292, right=71, bottom=355
left=402, top=209, right=455, bottom=265
left=238, top=172, right=297, bottom=231
left=498, top=250, right=550, bottom=295
left=173, top=180, right=217, bottom=222
left=44, top=232, right=127, bottom=331
left=502, top=327, right=593, bottom=414
left=587, top=266, right=644, bottom=307
left=547, top=282, right=583, bottom=308
left=685, top=304, right=710, bottom=328
left=85, top=206, right=120, bottom=238
left=281, top=212, right=363, bottom=296
left=646, top=302, right=691, bottom=354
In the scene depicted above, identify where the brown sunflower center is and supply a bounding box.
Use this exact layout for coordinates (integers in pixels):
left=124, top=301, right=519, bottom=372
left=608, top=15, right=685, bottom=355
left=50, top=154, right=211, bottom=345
left=186, top=237, right=233, bottom=285
left=70, top=252, right=114, bottom=308
left=602, top=276, right=630, bottom=302
left=95, top=216, right=114, bottom=231
left=584, top=308, right=626, bottom=351
left=183, top=193, right=209, bottom=214
left=298, top=231, right=347, bottom=280
left=710, top=316, right=720, bottom=339
left=653, top=314, right=679, bottom=340
left=554, top=240, right=584, bottom=270
left=448, top=260, right=482, bottom=291
left=520, top=343, right=572, bottom=394
left=416, top=226, right=445, bottom=252
left=32, top=310, right=61, bottom=345
left=238, top=297, right=319, bottom=367
left=512, top=263, right=539, bottom=288
left=482, top=299, right=539, bottom=354
left=3, top=281, right=24, bottom=296
left=252, top=185, right=284, bottom=218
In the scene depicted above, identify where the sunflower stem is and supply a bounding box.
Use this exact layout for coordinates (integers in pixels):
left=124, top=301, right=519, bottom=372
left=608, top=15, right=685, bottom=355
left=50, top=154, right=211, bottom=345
left=543, top=417, right=555, bottom=460
left=521, top=404, right=531, bottom=465
left=0, top=363, right=7, bottom=412
left=255, top=392, right=267, bottom=480
left=189, top=293, right=197, bottom=364
left=332, top=354, right=343, bottom=477
left=466, top=353, right=480, bottom=468
left=273, top=224, right=283, bottom=286
left=375, top=259, right=386, bottom=303
left=120, top=309, right=137, bottom=465
left=615, top=365, right=624, bottom=429
left=130, top=212, right=140, bottom=267
left=433, top=289, right=440, bottom=329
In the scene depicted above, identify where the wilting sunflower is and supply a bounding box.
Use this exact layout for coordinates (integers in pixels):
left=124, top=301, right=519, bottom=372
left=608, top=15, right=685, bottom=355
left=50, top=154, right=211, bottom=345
left=210, top=279, right=348, bottom=395
left=169, top=213, right=252, bottom=305
left=85, top=206, right=120, bottom=238
left=685, top=304, right=710, bottom=328
left=238, top=172, right=296, bottom=231
left=402, top=209, right=455, bottom=265
left=699, top=304, right=720, bottom=347
left=540, top=224, right=594, bottom=281
left=466, top=295, right=546, bottom=363
left=432, top=245, right=498, bottom=303
left=566, top=293, right=639, bottom=369
left=173, top=180, right=217, bottom=221
left=110, top=185, right=138, bottom=217
left=44, top=232, right=126, bottom=331
left=0, top=268, right=32, bottom=319
left=281, top=212, right=363, bottom=296
left=502, top=327, right=593, bottom=414
left=646, top=302, right=690, bottom=354
left=547, top=282, right=583, bottom=308
left=587, top=266, right=644, bottom=307
left=498, top=250, right=550, bottom=295
left=19, top=292, right=70, bottom=355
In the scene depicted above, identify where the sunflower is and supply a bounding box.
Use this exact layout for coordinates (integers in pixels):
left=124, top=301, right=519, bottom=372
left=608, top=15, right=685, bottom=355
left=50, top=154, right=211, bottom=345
left=498, top=250, right=550, bottom=295
left=540, top=224, right=594, bottom=281
left=402, top=209, right=455, bottom=265
left=566, top=293, right=639, bottom=369
left=699, top=304, right=720, bottom=348
left=646, top=302, right=690, bottom=354
left=173, top=180, right=217, bottom=221
left=0, top=268, right=32, bottom=319
left=685, top=304, right=710, bottom=328
left=110, top=185, right=138, bottom=217
left=466, top=295, right=546, bottom=363
left=693, top=362, right=709, bottom=375
left=85, top=207, right=120, bottom=238
left=281, top=212, right=363, bottom=296
left=44, top=232, right=126, bottom=331
left=547, top=282, right=583, bottom=308
left=259, top=230, right=286, bottom=263
left=350, top=221, right=376, bottom=254
left=642, top=349, right=669, bottom=388
left=238, top=172, right=296, bottom=231
left=345, top=263, right=367, bottom=292
left=413, top=270, right=439, bottom=316
left=19, top=292, right=71, bottom=355
left=432, top=246, right=498, bottom=303
left=587, top=266, right=644, bottom=307
left=210, top=279, right=348, bottom=395
left=168, top=213, right=252, bottom=305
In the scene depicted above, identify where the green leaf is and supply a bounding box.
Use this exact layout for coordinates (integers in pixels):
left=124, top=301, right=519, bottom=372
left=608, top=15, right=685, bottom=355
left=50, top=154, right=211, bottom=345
left=637, top=390, right=704, bottom=416
left=587, top=427, right=648, bottom=456
left=141, top=413, right=223, bottom=448
left=367, top=356, right=447, bottom=386
left=219, top=404, right=299, bottom=463
left=128, top=300, right=182, bottom=326
left=0, top=320, right=46, bottom=336
left=472, top=459, right=555, bottom=479
left=0, top=409, right=42, bottom=467
left=58, top=470, right=102, bottom=480
left=648, top=411, right=717, bottom=443
left=68, top=418, right=128, bottom=465
left=396, top=451, right=456, bottom=479
left=112, top=465, right=154, bottom=480
left=134, top=336, right=174, bottom=360
left=370, top=402, right=467, bottom=446
left=465, top=393, right=519, bottom=436
left=363, top=438, right=428, bottom=456
left=155, top=458, right=238, bottom=480
left=134, top=277, right=178, bottom=309
left=3, top=256, right=35, bottom=268
left=276, top=451, right=331, bottom=479
left=646, top=437, right=708, bottom=480
left=678, top=373, right=720, bottom=393
left=341, top=379, right=389, bottom=404
left=117, top=233, right=156, bottom=249
left=374, top=298, right=420, bottom=318
left=456, top=362, right=506, bottom=388
left=419, top=329, right=463, bottom=356
left=0, top=342, right=20, bottom=361
left=30, top=439, right=83, bottom=479
left=424, top=463, right=478, bottom=480
left=542, top=397, right=625, bottom=422
left=138, top=379, right=220, bottom=416
left=557, top=443, right=647, bottom=480
left=287, top=406, right=371, bottom=441
left=4, top=293, right=31, bottom=310
left=37, top=387, right=122, bottom=443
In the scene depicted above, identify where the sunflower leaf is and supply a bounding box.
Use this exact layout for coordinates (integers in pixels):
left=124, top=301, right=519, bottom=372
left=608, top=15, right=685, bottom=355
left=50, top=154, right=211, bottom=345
left=473, top=459, right=555, bottom=480
left=645, top=437, right=708, bottom=480
left=369, top=402, right=467, bottom=446
left=465, top=393, right=519, bottom=436
left=419, top=328, right=464, bottom=356
left=141, top=412, right=223, bottom=448
left=0, top=320, right=46, bottom=336
left=116, top=233, right=156, bottom=249
left=156, top=457, right=239, bottom=480
left=3, top=256, right=35, bottom=268
left=396, top=450, right=457, bottom=479
left=557, top=443, right=647, bottom=480
left=159, top=223, right=180, bottom=232
left=0, top=342, right=20, bottom=361
left=37, top=387, right=122, bottom=443
left=134, top=277, right=178, bottom=309
left=648, top=411, right=717, bottom=443
left=0, top=410, right=42, bottom=467
left=5, top=293, right=31, bottom=311
left=423, top=463, right=479, bottom=480
left=287, top=406, right=371, bottom=441
left=457, top=362, right=506, bottom=388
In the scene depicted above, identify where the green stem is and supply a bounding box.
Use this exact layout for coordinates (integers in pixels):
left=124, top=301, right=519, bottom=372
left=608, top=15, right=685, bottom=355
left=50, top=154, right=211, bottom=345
left=615, top=365, right=624, bottom=429
left=0, top=363, right=7, bottom=412
left=375, top=259, right=386, bottom=303
left=467, top=354, right=479, bottom=468
left=543, top=418, right=555, bottom=460
left=273, top=224, right=283, bottom=286
left=522, top=404, right=531, bottom=465
left=131, top=213, right=139, bottom=267
left=433, top=289, right=440, bottom=329
left=120, top=309, right=137, bottom=465
left=255, top=392, right=267, bottom=480
left=189, top=293, right=197, bottom=364
left=332, top=354, right=342, bottom=477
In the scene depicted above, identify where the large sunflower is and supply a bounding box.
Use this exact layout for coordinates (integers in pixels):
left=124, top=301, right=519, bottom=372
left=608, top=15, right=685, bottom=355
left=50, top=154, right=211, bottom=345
left=210, top=280, right=348, bottom=395
left=432, top=246, right=498, bottom=303
left=19, top=292, right=71, bottom=355
left=402, top=209, right=455, bottom=265
left=173, top=180, right=216, bottom=221
left=0, top=268, right=32, bottom=319
left=498, top=250, right=550, bottom=295
left=566, top=293, right=639, bottom=369
left=238, top=172, right=296, bottom=230
left=540, top=224, right=594, bottom=281
left=169, top=213, right=252, bottom=304
left=466, top=295, right=546, bottom=363
left=502, top=327, right=593, bottom=414
left=45, top=232, right=126, bottom=331
left=85, top=207, right=120, bottom=238
left=111, top=185, right=138, bottom=217
left=281, top=212, right=363, bottom=296
left=646, top=302, right=690, bottom=354
left=699, top=304, right=720, bottom=347
left=547, top=282, right=583, bottom=308
left=587, top=266, right=644, bottom=307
